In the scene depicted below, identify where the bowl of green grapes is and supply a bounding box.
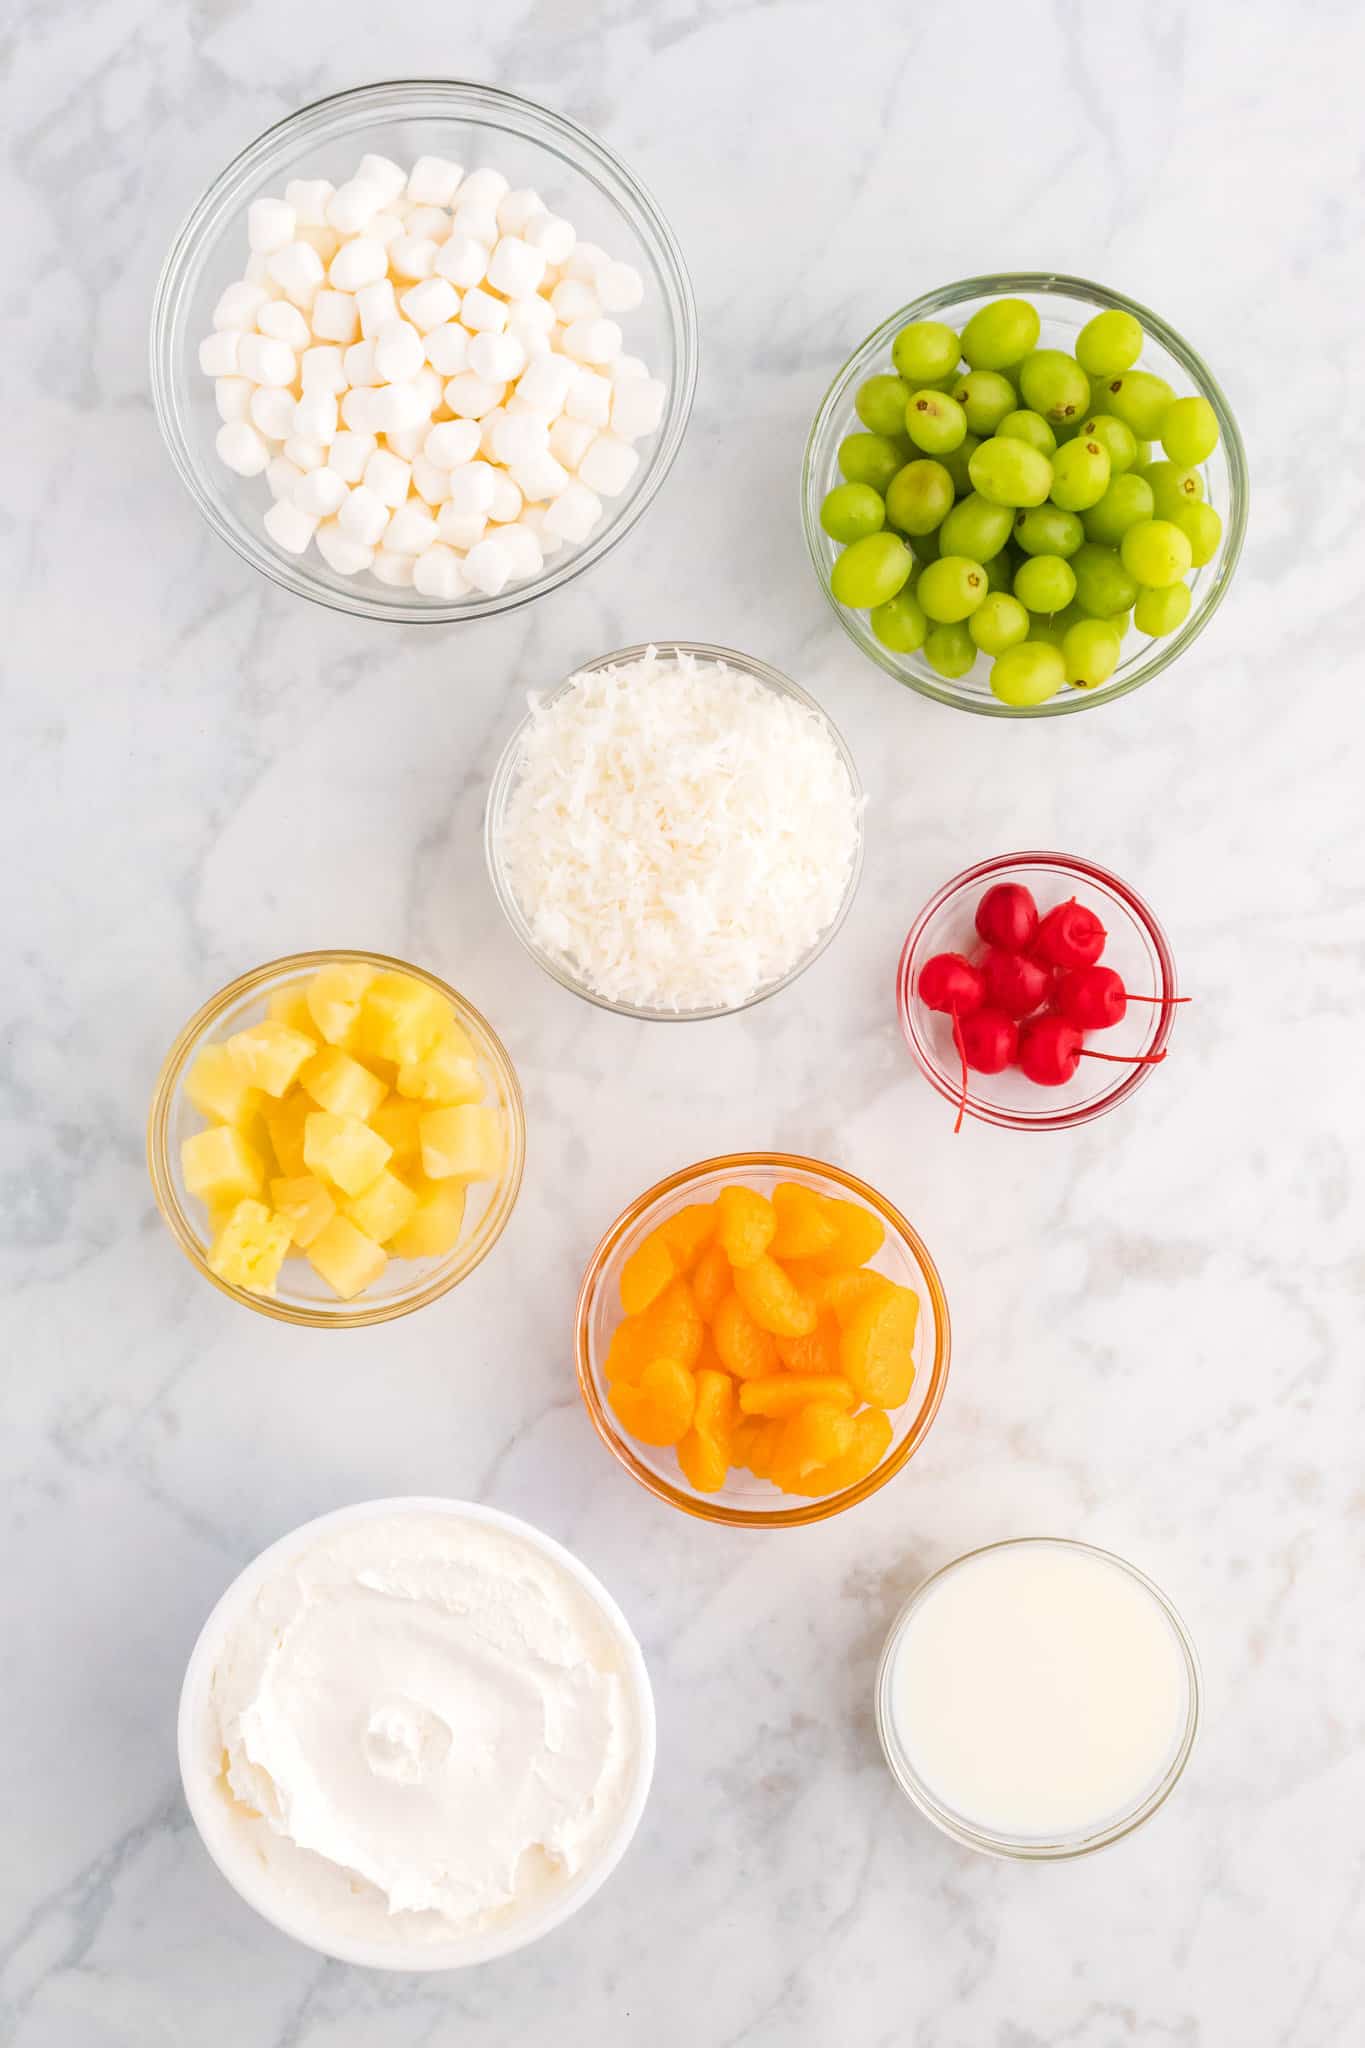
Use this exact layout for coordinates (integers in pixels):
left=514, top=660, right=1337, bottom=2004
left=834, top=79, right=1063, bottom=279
left=802, top=274, right=1247, bottom=716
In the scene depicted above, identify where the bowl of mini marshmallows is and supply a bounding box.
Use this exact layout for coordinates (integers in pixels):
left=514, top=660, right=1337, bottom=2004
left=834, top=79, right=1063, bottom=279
left=151, top=81, right=697, bottom=620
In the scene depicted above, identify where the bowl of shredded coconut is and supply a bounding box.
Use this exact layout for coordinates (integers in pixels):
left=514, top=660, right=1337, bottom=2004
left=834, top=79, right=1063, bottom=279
left=485, top=644, right=865, bottom=1018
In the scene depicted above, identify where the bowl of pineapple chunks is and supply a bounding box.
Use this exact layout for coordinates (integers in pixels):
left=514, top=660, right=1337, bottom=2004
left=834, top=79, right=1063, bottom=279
left=148, top=951, right=526, bottom=1325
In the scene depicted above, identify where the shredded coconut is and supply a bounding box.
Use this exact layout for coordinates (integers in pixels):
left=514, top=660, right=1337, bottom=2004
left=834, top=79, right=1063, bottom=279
left=499, top=647, right=863, bottom=1013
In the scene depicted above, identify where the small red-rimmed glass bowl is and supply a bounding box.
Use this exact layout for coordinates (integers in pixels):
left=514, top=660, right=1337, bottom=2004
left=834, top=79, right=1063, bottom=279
left=896, top=853, right=1179, bottom=1133
left=575, top=1152, right=951, bottom=1527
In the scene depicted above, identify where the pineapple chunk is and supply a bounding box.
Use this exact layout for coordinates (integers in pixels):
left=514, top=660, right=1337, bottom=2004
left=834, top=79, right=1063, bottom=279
left=306, top=1215, right=388, bottom=1300
left=208, top=1198, right=292, bottom=1295
left=369, top=1096, right=424, bottom=1171
left=305, top=963, right=375, bottom=1048
left=390, top=1179, right=466, bottom=1260
left=263, top=1092, right=311, bottom=1177
left=357, top=972, right=450, bottom=1067
left=266, top=983, right=314, bottom=1034
left=182, top=1125, right=265, bottom=1206
left=396, top=1039, right=482, bottom=1105
left=300, top=1045, right=388, bottom=1121
left=225, top=1021, right=317, bottom=1097
left=185, top=1044, right=263, bottom=1128
left=419, top=1104, right=503, bottom=1183
left=303, top=1111, right=392, bottom=1197
left=269, top=1174, right=336, bottom=1249
left=344, top=1169, right=419, bottom=1245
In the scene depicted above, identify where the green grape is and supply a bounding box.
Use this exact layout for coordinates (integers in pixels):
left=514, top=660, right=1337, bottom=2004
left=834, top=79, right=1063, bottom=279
left=982, top=549, right=1014, bottom=592
left=1062, top=617, right=1122, bottom=689
left=960, top=297, right=1040, bottom=370
left=940, top=432, right=981, bottom=497
left=969, top=436, right=1053, bottom=507
left=884, top=459, right=955, bottom=536
left=1134, top=581, right=1193, bottom=637
left=990, top=642, right=1065, bottom=706
left=952, top=370, right=1017, bottom=436
left=910, top=525, right=941, bottom=565
left=1174, top=499, right=1222, bottom=566
left=830, top=531, right=913, bottom=608
left=995, top=409, right=1056, bottom=455
left=855, top=374, right=913, bottom=438
left=1160, top=394, right=1219, bottom=465
left=1018, top=349, right=1091, bottom=425
left=1075, top=308, right=1143, bottom=378
left=1014, top=554, right=1077, bottom=614
left=1013, top=505, right=1084, bottom=558
left=1100, top=370, right=1176, bottom=438
left=1049, top=436, right=1111, bottom=512
left=1139, top=459, right=1204, bottom=522
left=1071, top=542, right=1139, bottom=617
left=1120, top=518, right=1193, bottom=588
left=1109, top=609, right=1133, bottom=639
left=1079, top=413, right=1137, bottom=472
left=918, top=554, right=990, bottom=622
left=925, top=621, right=976, bottom=679
left=892, top=320, right=961, bottom=385
left=1082, top=473, right=1155, bottom=547
left=871, top=588, right=929, bottom=652
left=820, top=482, right=886, bottom=543
left=838, top=432, right=904, bottom=492
left=1025, top=605, right=1080, bottom=649
left=1133, top=440, right=1154, bottom=465
left=904, top=389, right=968, bottom=455
left=939, top=492, right=1014, bottom=562
left=969, top=591, right=1030, bottom=654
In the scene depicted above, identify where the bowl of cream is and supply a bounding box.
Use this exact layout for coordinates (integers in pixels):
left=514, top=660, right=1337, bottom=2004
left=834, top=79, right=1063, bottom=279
left=178, top=1498, right=656, bottom=1967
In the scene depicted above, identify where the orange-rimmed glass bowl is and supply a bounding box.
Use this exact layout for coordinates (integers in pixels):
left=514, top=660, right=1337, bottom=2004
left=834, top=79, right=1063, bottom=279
left=575, top=1152, right=950, bottom=1526
left=147, top=949, right=526, bottom=1327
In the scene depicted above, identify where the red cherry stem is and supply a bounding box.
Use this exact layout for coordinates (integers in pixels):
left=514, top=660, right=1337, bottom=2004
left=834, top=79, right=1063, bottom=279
left=1123, top=992, right=1191, bottom=1005
left=950, top=1008, right=968, bottom=1136
left=1080, top=1046, right=1169, bottom=1066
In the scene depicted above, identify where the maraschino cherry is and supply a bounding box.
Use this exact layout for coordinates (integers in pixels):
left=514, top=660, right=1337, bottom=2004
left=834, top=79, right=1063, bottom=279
left=1055, top=965, right=1189, bottom=1031
left=1017, top=1013, right=1168, bottom=1087
left=1033, top=898, right=1107, bottom=968
left=975, top=882, right=1039, bottom=954
left=981, top=948, right=1052, bottom=1020
left=917, top=952, right=985, bottom=1134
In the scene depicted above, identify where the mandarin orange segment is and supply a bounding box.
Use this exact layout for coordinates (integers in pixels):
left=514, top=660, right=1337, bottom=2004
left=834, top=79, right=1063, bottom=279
left=609, top=1357, right=696, bottom=1446
left=738, top=1373, right=856, bottom=1418
left=840, top=1283, right=919, bottom=1407
left=796, top=1196, right=886, bottom=1274
left=677, top=1366, right=735, bottom=1492
left=642, top=1276, right=705, bottom=1371
left=775, top=1310, right=843, bottom=1376
left=678, top=1430, right=729, bottom=1493
left=737, top=1415, right=785, bottom=1479
left=770, top=1182, right=841, bottom=1260
left=606, top=1314, right=656, bottom=1385
left=732, top=1254, right=817, bottom=1338
left=692, top=1366, right=735, bottom=1441
left=659, top=1202, right=717, bottom=1272
left=713, top=1291, right=778, bottom=1380
left=620, top=1228, right=677, bottom=1316
left=773, top=1401, right=856, bottom=1485
left=695, top=1329, right=726, bottom=1375
left=716, top=1184, right=777, bottom=1268
left=690, top=1242, right=732, bottom=1323
left=794, top=1407, right=895, bottom=1496
left=802, top=1266, right=894, bottom=1326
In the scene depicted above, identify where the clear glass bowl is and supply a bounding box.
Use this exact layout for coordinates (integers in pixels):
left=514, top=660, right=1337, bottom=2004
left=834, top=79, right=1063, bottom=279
left=897, top=852, right=1178, bottom=1132
left=484, top=643, right=865, bottom=1021
left=803, top=272, right=1248, bottom=717
left=575, top=1152, right=951, bottom=1526
left=147, top=950, right=526, bottom=1326
left=150, top=80, right=698, bottom=622
left=875, top=1537, right=1201, bottom=1859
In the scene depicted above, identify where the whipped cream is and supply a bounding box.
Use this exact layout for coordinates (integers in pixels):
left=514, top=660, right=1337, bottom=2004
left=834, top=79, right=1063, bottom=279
left=196, top=1509, right=643, bottom=1950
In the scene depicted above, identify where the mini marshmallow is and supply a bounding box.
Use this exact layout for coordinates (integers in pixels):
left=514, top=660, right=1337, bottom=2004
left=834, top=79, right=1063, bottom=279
left=213, top=280, right=270, bottom=331
left=478, top=407, right=507, bottom=459
left=610, top=353, right=650, bottom=383
left=326, top=178, right=386, bottom=235
left=510, top=448, right=571, bottom=503
left=364, top=449, right=412, bottom=508
left=497, top=188, right=547, bottom=235
left=412, top=366, right=444, bottom=415
left=451, top=203, right=501, bottom=249
left=437, top=504, right=487, bottom=550
left=371, top=549, right=416, bottom=587
left=356, top=153, right=407, bottom=205
left=411, top=455, right=451, bottom=505
left=283, top=435, right=327, bottom=472
left=400, top=277, right=460, bottom=333
left=412, top=544, right=467, bottom=599
left=577, top=433, right=639, bottom=498
left=461, top=288, right=508, bottom=336
left=458, top=167, right=510, bottom=211
left=548, top=416, right=596, bottom=471
left=404, top=205, right=451, bottom=243
left=293, top=391, right=339, bottom=444
left=611, top=375, right=667, bottom=440
left=525, top=212, right=576, bottom=265
left=424, top=322, right=470, bottom=376
left=562, top=317, right=622, bottom=365
left=216, top=420, right=271, bottom=476
left=367, top=210, right=405, bottom=249
left=295, top=223, right=340, bottom=266
left=374, top=318, right=425, bottom=383
left=463, top=533, right=514, bottom=595
left=519, top=501, right=564, bottom=556
left=408, top=155, right=463, bottom=207
left=444, top=372, right=503, bottom=418
left=511, top=293, right=557, bottom=338
left=266, top=240, right=325, bottom=307
left=444, top=460, right=498, bottom=518
left=425, top=419, right=482, bottom=468
left=315, top=521, right=375, bottom=577
left=564, top=366, right=613, bottom=427
left=595, top=260, right=644, bottom=313
left=383, top=502, right=439, bottom=555
left=311, top=290, right=359, bottom=344
left=237, top=333, right=296, bottom=387
left=355, top=279, right=399, bottom=338
left=487, top=235, right=547, bottom=300
left=469, top=330, right=527, bottom=384
left=498, top=521, right=544, bottom=580
left=263, top=499, right=318, bottom=554
left=386, top=425, right=426, bottom=460
left=266, top=455, right=303, bottom=500
left=198, top=330, right=240, bottom=377
left=339, top=485, right=392, bottom=546
left=514, top=352, right=577, bottom=420
left=434, top=234, right=489, bottom=289
left=243, top=252, right=273, bottom=287
left=343, top=338, right=379, bottom=387
left=249, top=387, right=296, bottom=440
left=329, top=236, right=388, bottom=291
left=285, top=178, right=335, bottom=226
left=328, top=431, right=377, bottom=483
left=376, top=381, right=429, bottom=436
left=491, top=411, right=551, bottom=467
left=341, top=387, right=386, bottom=435
left=565, top=240, right=610, bottom=282
left=292, top=466, right=347, bottom=519
left=215, top=376, right=252, bottom=423
left=257, top=300, right=311, bottom=350
left=487, top=470, right=523, bottom=523
left=301, top=344, right=347, bottom=396
left=389, top=235, right=438, bottom=282
left=550, top=277, right=600, bottom=324
left=543, top=479, right=603, bottom=544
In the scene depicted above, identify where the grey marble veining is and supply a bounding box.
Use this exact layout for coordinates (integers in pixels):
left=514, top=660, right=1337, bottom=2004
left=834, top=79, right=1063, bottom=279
left=4, top=1, right=1364, bottom=2042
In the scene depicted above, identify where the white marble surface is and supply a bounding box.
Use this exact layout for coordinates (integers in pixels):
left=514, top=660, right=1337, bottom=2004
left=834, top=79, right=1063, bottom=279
left=5, top=2, right=1364, bottom=2042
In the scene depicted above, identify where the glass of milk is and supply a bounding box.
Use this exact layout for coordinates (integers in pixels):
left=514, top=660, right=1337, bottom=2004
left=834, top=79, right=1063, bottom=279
left=876, top=1538, right=1200, bottom=1858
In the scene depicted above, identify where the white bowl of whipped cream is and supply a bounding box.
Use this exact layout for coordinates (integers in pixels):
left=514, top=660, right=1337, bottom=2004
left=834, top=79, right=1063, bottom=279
left=178, top=1497, right=656, bottom=1967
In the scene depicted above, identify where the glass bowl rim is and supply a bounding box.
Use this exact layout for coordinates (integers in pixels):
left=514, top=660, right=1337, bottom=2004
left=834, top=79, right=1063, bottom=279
left=874, top=1534, right=1202, bottom=1859
left=574, top=1149, right=951, bottom=1525
left=896, top=849, right=1179, bottom=1132
left=149, top=77, right=699, bottom=625
left=146, top=948, right=527, bottom=1327
left=484, top=640, right=867, bottom=1021
left=802, top=269, right=1249, bottom=718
